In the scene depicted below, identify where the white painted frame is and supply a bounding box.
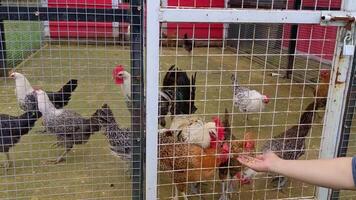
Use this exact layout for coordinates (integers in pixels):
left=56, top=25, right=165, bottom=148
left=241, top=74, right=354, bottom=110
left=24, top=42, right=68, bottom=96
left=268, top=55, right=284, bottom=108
left=317, top=0, right=356, bottom=198
left=146, top=0, right=160, bottom=199
left=145, top=1, right=356, bottom=200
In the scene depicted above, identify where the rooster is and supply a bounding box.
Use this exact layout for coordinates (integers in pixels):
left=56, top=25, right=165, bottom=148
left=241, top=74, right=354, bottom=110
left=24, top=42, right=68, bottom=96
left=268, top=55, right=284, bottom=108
left=314, top=69, right=330, bottom=108
left=231, top=74, right=269, bottom=120
left=218, top=109, right=255, bottom=200
left=34, top=89, right=102, bottom=164
left=112, top=65, right=197, bottom=127
left=159, top=129, right=229, bottom=200
left=183, top=33, right=193, bottom=54
left=169, top=115, right=225, bottom=195
left=10, top=72, right=78, bottom=111
left=0, top=110, right=41, bottom=170
left=162, top=65, right=197, bottom=115
left=241, top=101, right=319, bottom=189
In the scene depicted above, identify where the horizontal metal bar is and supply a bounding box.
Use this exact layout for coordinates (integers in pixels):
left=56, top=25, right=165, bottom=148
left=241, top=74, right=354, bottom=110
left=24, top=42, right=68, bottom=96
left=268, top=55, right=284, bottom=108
left=0, top=6, right=130, bottom=22
left=160, top=8, right=356, bottom=25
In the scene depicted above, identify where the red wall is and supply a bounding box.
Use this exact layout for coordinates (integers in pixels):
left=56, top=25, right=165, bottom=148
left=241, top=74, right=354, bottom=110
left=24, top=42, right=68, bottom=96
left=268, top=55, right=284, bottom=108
left=48, top=0, right=129, bottom=38
left=166, top=0, right=225, bottom=39
left=283, top=25, right=337, bottom=61
left=287, top=0, right=341, bottom=9
left=283, top=0, right=341, bottom=61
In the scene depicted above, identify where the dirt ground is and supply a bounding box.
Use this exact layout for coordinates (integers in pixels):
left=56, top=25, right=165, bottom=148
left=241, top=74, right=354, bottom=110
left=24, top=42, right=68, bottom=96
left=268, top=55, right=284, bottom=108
left=0, top=44, right=328, bottom=199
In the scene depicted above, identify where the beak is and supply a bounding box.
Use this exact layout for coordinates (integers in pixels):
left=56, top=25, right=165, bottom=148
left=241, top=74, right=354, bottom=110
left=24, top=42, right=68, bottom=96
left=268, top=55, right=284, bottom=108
left=9, top=73, right=15, bottom=79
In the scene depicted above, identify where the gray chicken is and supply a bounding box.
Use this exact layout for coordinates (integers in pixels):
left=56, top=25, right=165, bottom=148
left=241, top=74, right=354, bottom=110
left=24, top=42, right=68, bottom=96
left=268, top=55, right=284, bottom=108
left=242, top=101, right=319, bottom=189
left=95, top=104, right=132, bottom=161
left=34, top=89, right=103, bottom=164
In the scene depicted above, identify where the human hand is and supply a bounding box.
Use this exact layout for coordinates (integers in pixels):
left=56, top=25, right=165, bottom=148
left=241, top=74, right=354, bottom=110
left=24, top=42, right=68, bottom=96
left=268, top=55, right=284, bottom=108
left=237, top=151, right=282, bottom=173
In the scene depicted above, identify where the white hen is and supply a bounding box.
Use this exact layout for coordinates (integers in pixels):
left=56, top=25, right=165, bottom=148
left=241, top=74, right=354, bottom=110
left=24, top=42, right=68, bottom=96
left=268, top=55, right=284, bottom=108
left=170, top=115, right=217, bottom=149
left=232, top=74, right=269, bottom=114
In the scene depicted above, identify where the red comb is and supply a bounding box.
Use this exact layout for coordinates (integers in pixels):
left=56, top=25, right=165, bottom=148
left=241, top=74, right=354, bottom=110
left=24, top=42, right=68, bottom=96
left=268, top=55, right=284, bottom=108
left=112, top=65, right=125, bottom=84
left=213, top=117, right=225, bottom=141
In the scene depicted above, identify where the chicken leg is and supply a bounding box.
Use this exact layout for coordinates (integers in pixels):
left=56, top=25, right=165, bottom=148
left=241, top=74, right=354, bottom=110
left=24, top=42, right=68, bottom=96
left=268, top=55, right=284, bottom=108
left=173, top=185, right=189, bottom=200
left=219, top=181, right=229, bottom=200
left=173, top=186, right=179, bottom=200
left=44, top=148, right=71, bottom=164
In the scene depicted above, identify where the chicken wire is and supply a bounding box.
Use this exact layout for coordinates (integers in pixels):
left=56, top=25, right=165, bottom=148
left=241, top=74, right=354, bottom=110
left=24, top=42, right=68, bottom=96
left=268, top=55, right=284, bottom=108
left=157, top=22, right=328, bottom=200
left=0, top=0, right=145, bottom=199
left=152, top=0, right=356, bottom=199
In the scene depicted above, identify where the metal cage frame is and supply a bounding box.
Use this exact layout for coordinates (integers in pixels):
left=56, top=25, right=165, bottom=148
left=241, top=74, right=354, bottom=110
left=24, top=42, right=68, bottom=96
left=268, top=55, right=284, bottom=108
left=0, top=1, right=145, bottom=199
left=146, top=0, right=356, bottom=199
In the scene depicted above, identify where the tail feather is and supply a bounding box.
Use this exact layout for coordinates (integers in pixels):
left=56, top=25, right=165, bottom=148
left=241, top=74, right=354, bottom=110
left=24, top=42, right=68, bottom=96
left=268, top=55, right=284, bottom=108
left=190, top=72, right=197, bottom=113
left=57, top=79, right=78, bottom=94
left=88, top=104, right=110, bottom=132
left=162, top=65, right=177, bottom=87
left=48, top=79, right=78, bottom=109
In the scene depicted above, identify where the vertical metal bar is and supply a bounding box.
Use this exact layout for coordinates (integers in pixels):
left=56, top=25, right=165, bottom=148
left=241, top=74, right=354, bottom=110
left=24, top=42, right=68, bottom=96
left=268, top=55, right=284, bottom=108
left=318, top=1, right=356, bottom=199
left=146, top=0, right=160, bottom=199
left=285, top=0, right=301, bottom=79
left=0, top=19, right=6, bottom=77
left=130, top=0, right=144, bottom=199
left=317, top=28, right=355, bottom=200
left=330, top=47, right=356, bottom=199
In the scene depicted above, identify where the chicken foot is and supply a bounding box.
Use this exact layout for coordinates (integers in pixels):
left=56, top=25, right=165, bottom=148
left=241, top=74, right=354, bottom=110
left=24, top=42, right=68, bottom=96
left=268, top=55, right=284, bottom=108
left=189, top=183, right=200, bottom=194
left=173, top=185, right=189, bottom=200
left=49, top=141, right=62, bottom=149
left=44, top=148, right=71, bottom=164
left=219, top=181, right=229, bottom=200
left=271, top=176, right=288, bottom=190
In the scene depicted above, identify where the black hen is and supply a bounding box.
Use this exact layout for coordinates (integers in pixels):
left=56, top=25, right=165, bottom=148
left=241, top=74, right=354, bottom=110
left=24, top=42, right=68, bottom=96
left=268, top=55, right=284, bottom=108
left=183, top=33, right=193, bottom=53
left=159, top=65, right=197, bottom=127
left=0, top=111, right=40, bottom=169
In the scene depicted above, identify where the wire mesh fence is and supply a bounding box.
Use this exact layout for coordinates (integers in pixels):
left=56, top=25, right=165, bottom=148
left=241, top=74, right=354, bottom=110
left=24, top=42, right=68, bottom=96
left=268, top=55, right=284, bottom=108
left=1, top=0, right=356, bottom=199
left=0, top=0, right=144, bottom=199
left=157, top=22, right=330, bottom=199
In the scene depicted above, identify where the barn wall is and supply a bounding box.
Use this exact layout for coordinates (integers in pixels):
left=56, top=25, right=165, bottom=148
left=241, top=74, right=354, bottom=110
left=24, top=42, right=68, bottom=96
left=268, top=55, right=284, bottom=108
left=46, top=0, right=129, bottom=39
left=165, top=0, right=225, bottom=41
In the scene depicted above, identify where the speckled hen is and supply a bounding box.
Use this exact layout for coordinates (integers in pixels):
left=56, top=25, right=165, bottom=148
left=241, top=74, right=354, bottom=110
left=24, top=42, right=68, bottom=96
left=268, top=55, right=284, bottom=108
left=242, top=101, right=319, bottom=189
left=34, top=89, right=102, bottom=164
left=95, top=104, right=132, bottom=161
left=231, top=74, right=269, bottom=120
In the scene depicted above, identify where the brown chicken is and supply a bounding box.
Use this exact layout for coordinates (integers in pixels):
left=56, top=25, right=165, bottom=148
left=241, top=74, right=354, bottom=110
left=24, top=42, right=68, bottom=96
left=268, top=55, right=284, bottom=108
left=159, top=129, right=229, bottom=200
left=218, top=109, right=255, bottom=200
left=314, top=69, right=330, bottom=108
left=162, top=32, right=178, bottom=48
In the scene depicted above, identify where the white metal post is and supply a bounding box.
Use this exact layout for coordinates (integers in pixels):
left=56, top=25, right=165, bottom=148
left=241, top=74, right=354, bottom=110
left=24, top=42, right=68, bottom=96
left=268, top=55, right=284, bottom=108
left=146, top=0, right=160, bottom=199
left=317, top=0, right=356, bottom=199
